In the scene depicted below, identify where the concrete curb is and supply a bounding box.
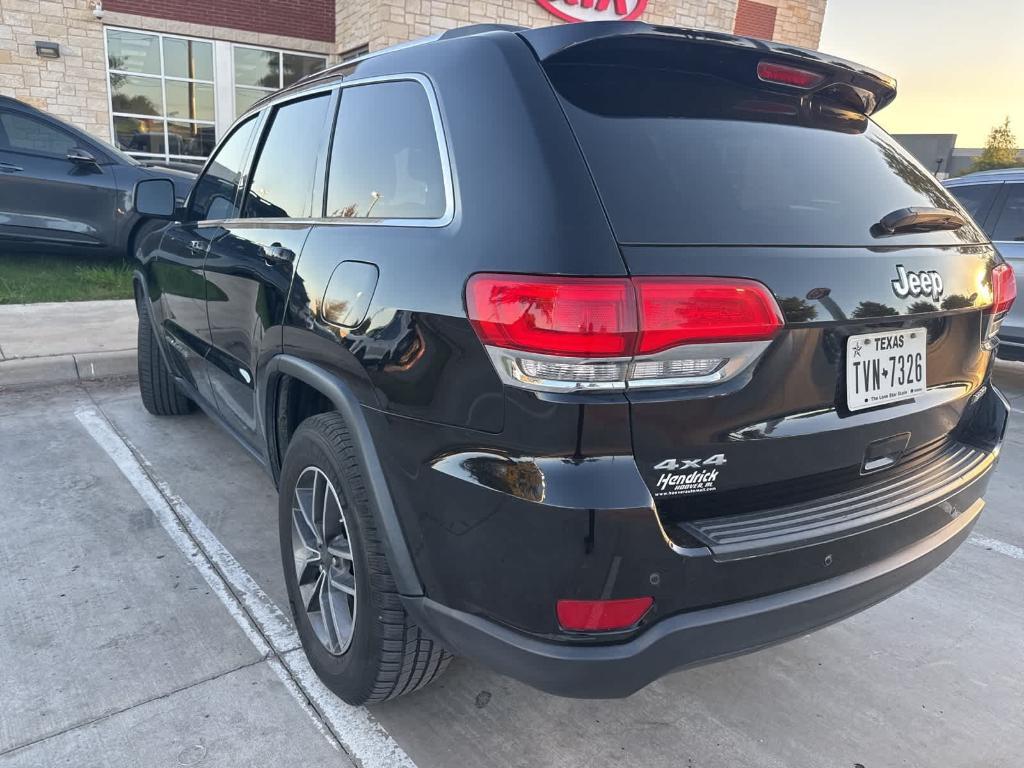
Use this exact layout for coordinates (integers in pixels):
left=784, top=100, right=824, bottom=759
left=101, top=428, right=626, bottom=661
left=0, top=348, right=137, bottom=389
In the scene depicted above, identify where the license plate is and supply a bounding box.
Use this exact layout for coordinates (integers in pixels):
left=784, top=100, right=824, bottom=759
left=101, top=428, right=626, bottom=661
left=845, top=329, right=926, bottom=412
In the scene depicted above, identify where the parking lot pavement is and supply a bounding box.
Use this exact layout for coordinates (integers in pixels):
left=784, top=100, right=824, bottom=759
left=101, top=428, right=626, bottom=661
left=0, top=386, right=353, bottom=767
left=2, top=369, right=1023, bottom=768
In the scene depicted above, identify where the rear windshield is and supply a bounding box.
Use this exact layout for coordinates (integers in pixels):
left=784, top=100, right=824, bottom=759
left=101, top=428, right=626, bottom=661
left=544, top=41, right=978, bottom=247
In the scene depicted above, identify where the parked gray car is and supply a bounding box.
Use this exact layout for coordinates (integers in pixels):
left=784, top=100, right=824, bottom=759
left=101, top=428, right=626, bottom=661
left=0, top=96, right=195, bottom=260
left=945, top=169, right=1024, bottom=360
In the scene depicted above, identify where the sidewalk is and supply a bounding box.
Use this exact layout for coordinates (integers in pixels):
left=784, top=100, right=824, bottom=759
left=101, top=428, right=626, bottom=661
left=0, top=300, right=137, bottom=388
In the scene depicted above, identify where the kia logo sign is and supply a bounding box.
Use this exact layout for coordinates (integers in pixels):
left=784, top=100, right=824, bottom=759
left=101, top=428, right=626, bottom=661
left=535, top=0, right=648, bottom=23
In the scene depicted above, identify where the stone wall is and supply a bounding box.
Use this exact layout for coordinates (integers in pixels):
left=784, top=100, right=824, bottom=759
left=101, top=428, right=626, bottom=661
left=770, top=0, right=827, bottom=49
left=0, top=0, right=110, bottom=142
left=0, top=2, right=334, bottom=144
left=335, top=0, right=826, bottom=54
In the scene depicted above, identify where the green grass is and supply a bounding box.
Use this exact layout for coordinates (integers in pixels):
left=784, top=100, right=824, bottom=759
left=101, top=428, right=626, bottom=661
left=0, top=253, right=134, bottom=304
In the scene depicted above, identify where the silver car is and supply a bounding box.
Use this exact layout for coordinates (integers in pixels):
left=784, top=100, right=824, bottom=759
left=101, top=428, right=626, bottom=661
left=945, top=169, right=1024, bottom=360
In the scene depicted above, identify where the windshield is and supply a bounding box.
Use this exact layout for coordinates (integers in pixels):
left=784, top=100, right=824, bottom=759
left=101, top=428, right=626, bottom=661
left=544, top=43, right=983, bottom=247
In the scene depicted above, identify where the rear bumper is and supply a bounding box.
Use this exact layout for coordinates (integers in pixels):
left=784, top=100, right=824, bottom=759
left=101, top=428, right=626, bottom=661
left=405, top=494, right=984, bottom=698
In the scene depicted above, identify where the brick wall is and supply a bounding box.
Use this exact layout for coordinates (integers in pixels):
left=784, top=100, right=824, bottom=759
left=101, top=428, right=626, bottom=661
left=733, top=0, right=777, bottom=39
left=335, top=0, right=823, bottom=54
left=106, top=0, right=335, bottom=44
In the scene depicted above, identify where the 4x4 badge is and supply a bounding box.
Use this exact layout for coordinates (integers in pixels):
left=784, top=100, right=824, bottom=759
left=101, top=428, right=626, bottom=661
left=891, top=264, right=944, bottom=301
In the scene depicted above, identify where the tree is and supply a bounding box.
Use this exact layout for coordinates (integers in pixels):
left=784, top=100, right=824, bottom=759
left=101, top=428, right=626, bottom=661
left=969, top=117, right=1023, bottom=173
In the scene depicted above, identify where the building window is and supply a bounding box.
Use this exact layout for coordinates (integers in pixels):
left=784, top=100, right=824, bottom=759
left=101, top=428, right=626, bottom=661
left=340, top=44, right=369, bottom=63
left=233, top=45, right=327, bottom=117
left=733, top=0, right=777, bottom=40
left=106, top=28, right=217, bottom=162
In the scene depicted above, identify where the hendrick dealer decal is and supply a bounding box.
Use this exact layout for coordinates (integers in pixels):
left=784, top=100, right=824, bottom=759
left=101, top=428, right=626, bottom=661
left=652, top=454, right=726, bottom=497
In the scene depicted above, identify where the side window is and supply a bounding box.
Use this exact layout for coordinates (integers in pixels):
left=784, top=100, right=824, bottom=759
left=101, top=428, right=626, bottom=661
left=992, top=184, right=1024, bottom=242
left=948, top=183, right=1000, bottom=230
left=243, top=94, right=331, bottom=219
left=326, top=81, right=446, bottom=220
left=0, top=110, right=78, bottom=157
left=188, top=116, right=258, bottom=221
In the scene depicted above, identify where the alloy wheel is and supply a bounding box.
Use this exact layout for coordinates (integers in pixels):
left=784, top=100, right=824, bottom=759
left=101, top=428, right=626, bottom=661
left=291, top=466, right=357, bottom=655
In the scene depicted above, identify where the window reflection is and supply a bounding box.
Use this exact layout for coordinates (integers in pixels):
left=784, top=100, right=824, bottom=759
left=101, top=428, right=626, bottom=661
left=106, top=28, right=216, bottom=162
left=189, top=117, right=258, bottom=221
left=546, top=41, right=984, bottom=247
left=244, top=95, right=332, bottom=219
left=326, top=81, right=446, bottom=220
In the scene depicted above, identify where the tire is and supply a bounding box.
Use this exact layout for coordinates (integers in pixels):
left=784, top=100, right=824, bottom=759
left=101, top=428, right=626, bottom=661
left=279, top=412, right=451, bottom=705
left=136, top=299, right=194, bottom=416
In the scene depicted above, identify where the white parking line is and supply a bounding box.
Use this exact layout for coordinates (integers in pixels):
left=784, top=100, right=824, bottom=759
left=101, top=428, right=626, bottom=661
left=75, top=407, right=417, bottom=768
left=968, top=534, right=1024, bottom=561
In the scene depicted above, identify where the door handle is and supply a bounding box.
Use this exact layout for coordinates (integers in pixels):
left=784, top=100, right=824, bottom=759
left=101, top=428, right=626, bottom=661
left=0, top=162, right=23, bottom=173
left=261, top=242, right=295, bottom=264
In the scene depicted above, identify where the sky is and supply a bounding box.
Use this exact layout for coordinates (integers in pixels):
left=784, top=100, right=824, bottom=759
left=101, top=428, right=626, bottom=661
left=818, top=0, right=1024, bottom=148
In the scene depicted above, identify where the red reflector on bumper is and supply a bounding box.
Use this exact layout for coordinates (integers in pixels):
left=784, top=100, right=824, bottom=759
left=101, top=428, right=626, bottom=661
left=556, top=597, right=654, bottom=632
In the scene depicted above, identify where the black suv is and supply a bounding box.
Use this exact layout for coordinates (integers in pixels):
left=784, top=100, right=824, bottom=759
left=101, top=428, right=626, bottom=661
left=132, top=22, right=1014, bottom=704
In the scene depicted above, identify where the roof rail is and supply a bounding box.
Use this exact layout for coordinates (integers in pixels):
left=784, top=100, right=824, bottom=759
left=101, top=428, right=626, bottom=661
left=946, top=167, right=1024, bottom=183
left=292, top=23, right=524, bottom=92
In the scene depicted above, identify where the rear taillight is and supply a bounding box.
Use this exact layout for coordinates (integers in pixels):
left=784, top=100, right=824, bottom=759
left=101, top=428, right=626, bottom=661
left=991, top=263, right=1017, bottom=316
left=985, top=262, right=1017, bottom=345
left=465, top=275, right=636, bottom=357
left=756, top=60, right=826, bottom=89
left=556, top=597, right=653, bottom=632
left=466, top=274, right=783, bottom=392
left=634, top=277, right=783, bottom=353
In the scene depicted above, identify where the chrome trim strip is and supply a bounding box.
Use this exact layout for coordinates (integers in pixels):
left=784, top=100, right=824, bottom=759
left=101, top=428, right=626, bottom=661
left=483, top=340, right=773, bottom=394
left=625, top=341, right=771, bottom=389
left=485, top=347, right=630, bottom=393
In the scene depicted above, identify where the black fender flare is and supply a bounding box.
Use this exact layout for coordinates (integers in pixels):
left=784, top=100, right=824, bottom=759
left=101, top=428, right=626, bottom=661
left=131, top=270, right=175, bottom=374
left=261, top=355, right=424, bottom=597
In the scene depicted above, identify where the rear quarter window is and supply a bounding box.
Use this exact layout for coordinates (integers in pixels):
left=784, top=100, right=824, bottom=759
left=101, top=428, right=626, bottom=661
left=326, top=80, right=446, bottom=221
left=543, top=40, right=982, bottom=247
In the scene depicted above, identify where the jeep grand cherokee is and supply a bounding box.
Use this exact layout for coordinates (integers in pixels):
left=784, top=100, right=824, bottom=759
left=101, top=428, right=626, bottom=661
left=130, top=22, right=1014, bottom=703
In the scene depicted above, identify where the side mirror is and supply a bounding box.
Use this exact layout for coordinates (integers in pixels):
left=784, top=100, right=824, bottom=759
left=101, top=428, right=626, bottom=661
left=134, top=178, right=177, bottom=219
left=66, top=147, right=98, bottom=165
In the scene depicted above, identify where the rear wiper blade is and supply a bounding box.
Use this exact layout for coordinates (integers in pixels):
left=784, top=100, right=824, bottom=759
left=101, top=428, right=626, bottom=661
left=874, top=207, right=966, bottom=236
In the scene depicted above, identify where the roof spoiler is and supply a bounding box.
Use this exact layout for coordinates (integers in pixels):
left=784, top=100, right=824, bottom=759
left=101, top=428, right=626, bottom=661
left=519, top=22, right=898, bottom=116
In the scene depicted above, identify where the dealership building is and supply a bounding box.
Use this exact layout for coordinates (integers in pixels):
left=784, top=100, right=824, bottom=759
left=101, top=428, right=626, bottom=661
left=0, top=0, right=827, bottom=164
